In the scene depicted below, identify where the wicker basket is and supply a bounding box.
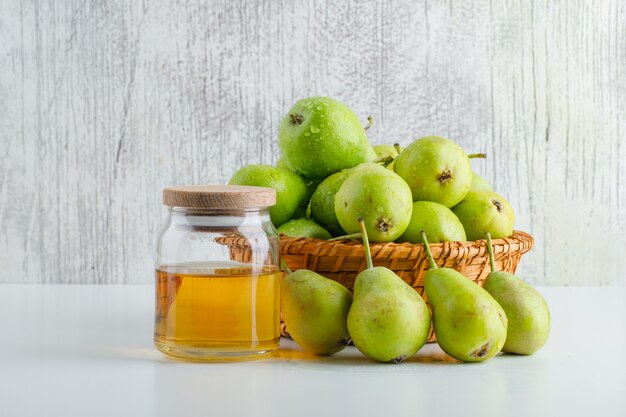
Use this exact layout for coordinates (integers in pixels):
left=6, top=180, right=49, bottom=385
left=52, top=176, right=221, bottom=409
left=218, top=230, right=534, bottom=342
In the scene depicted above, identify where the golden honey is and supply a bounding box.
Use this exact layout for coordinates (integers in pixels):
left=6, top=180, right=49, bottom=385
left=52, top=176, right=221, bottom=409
left=154, top=261, right=280, bottom=360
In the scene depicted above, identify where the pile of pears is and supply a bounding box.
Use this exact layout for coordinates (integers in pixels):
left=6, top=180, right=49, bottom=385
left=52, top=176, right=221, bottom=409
left=229, top=96, right=550, bottom=363
left=229, top=96, right=514, bottom=244
left=282, top=221, right=550, bottom=363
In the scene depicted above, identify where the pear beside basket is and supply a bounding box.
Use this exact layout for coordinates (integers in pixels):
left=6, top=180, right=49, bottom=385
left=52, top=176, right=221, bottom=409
left=217, top=230, right=534, bottom=342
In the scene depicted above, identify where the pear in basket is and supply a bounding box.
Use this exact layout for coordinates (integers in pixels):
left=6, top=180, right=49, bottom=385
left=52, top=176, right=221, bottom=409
left=452, top=190, right=515, bottom=241
left=278, top=96, right=377, bottom=179
left=373, top=143, right=401, bottom=171
left=335, top=163, right=413, bottom=242
left=277, top=218, right=332, bottom=240
left=309, top=170, right=351, bottom=236
left=394, top=136, right=479, bottom=207
left=228, top=164, right=308, bottom=227
left=397, top=201, right=466, bottom=243
left=469, top=172, right=493, bottom=192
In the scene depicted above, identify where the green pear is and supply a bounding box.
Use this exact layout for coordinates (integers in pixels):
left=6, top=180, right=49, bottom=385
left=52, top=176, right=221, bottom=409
left=309, top=171, right=350, bottom=236
left=470, top=172, right=494, bottom=192
left=277, top=156, right=310, bottom=217
left=348, top=219, right=431, bottom=363
left=483, top=233, right=550, bottom=355
left=394, top=136, right=473, bottom=207
left=277, top=218, right=332, bottom=240
left=452, top=191, right=515, bottom=241
left=398, top=201, right=466, bottom=243
left=278, top=97, right=377, bottom=179
left=281, top=266, right=353, bottom=355
left=335, top=163, right=413, bottom=242
left=290, top=178, right=321, bottom=220
left=228, top=164, right=308, bottom=227
left=422, top=231, right=507, bottom=362
left=373, top=144, right=399, bottom=159
left=374, top=143, right=401, bottom=171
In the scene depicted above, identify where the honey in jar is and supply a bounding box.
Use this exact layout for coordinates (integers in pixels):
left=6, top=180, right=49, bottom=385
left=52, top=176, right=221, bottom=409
left=154, top=185, right=280, bottom=360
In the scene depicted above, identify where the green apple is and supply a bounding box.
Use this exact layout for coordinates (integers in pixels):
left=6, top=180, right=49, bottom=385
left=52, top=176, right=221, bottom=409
left=228, top=164, right=308, bottom=227
left=278, top=97, right=377, bottom=179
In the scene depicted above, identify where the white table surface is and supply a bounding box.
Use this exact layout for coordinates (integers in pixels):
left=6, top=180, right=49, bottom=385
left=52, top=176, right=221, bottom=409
left=0, top=285, right=624, bottom=417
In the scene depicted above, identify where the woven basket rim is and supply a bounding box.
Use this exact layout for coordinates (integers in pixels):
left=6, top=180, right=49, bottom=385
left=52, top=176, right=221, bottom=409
left=279, top=229, right=533, bottom=251
left=219, top=230, right=533, bottom=257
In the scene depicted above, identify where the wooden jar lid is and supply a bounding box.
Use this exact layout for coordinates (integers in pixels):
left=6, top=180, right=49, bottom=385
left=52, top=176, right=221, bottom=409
left=162, top=185, right=276, bottom=208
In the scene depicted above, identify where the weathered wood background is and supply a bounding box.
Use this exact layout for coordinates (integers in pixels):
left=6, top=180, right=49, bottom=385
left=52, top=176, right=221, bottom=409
left=1, top=0, right=625, bottom=284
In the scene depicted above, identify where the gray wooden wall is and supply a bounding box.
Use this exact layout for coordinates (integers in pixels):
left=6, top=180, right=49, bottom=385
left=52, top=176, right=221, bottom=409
left=1, top=0, right=625, bottom=285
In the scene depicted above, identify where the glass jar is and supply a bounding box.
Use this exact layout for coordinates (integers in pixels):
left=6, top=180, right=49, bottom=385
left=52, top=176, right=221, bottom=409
left=154, top=185, right=280, bottom=361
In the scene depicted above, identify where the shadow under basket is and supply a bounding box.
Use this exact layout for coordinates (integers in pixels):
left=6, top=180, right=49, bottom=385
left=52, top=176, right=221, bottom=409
left=218, top=230, right=534, bottom=342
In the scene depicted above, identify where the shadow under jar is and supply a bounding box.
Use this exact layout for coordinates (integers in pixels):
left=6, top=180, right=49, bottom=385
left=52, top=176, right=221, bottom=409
left=154, top=185, right=280, bottom=361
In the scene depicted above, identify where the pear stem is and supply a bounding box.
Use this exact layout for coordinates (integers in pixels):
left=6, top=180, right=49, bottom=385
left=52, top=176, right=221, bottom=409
left=364, top=115, right=374, bottom=131
left=485, top=232, right=497, bottom=272
left=394, top=143, right=402, bottom=154
left=468, top=153, right=487, bottom=159
left=373, top=155, right=394, bottom=165
left=281, top=259, right=293, bottom=275
left=420, top=231, right=437, bottom=269
left=328, top=232, right=362, bottom=241
left=358, top=218, right=374, bottom=270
